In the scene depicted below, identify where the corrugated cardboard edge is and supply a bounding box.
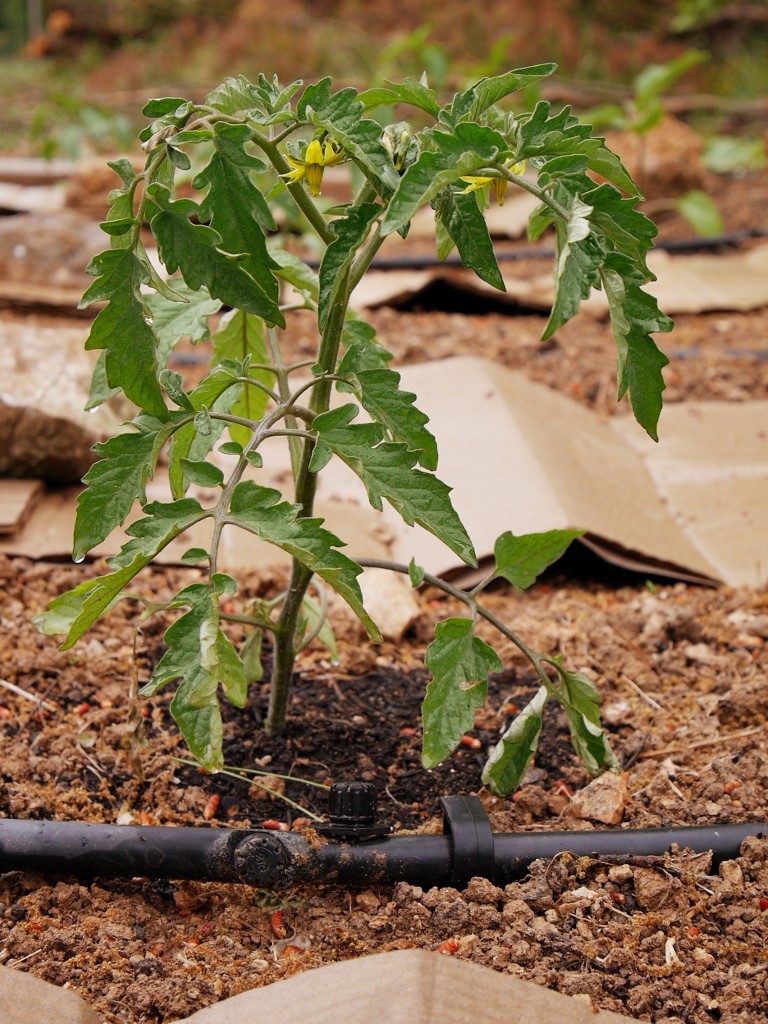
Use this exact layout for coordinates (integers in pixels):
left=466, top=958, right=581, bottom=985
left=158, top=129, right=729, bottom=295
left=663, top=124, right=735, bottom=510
left=170, top=949, right=639, bottom=1024
left=0, top=964, right=101, bottom=1024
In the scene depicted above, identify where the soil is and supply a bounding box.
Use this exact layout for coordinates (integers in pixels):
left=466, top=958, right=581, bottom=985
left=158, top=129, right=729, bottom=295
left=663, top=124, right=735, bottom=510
left=2, top=155, right=768, bottom=1021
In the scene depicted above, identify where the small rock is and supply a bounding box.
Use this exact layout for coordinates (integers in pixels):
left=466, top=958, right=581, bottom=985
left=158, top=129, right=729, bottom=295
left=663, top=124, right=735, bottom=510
left=358, top=568, right=421, bottom=642
left=567, top=771, right=630, bottom=825
left=633, top=867, right=680, bottom=911
left=718, top=859, right=744, bottom=886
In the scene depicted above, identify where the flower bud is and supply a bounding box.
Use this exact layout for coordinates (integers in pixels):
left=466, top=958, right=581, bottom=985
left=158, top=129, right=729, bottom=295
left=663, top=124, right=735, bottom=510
left=382, top=122, right=419, bottom=173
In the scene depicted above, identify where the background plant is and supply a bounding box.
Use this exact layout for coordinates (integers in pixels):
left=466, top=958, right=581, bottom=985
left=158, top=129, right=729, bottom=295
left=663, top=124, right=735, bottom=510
left=35, top=64, right=672, bottom=796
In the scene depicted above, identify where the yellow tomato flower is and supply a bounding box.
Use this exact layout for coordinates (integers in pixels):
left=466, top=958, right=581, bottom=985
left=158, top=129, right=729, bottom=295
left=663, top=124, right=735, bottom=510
left=282, top=138, right=345, bottom=197
left=459, top=159, right=526, bottom=207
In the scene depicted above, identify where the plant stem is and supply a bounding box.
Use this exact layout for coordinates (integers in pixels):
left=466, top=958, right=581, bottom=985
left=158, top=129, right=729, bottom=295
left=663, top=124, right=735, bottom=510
left=265, top=272, right=351, bottom=735
left=355, top=557, right=559, bottom=697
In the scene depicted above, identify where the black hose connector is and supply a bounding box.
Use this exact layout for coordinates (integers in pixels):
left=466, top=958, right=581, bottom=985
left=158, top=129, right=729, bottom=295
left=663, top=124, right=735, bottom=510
left=0, top=789, right=766, bottom=891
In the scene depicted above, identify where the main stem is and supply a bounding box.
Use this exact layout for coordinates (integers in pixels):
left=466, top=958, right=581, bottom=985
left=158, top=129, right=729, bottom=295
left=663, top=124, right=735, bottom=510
left=264, top=277, right=351, bottom=735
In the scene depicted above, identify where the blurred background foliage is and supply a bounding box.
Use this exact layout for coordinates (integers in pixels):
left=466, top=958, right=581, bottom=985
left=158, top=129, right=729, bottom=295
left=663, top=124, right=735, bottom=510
left=0, top=0, right=767, bottom=163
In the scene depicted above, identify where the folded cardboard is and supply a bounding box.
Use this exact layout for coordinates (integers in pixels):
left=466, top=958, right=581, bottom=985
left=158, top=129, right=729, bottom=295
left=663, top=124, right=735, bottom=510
left=0, top=949, right=639, bottom=1024
left=172, top=949, right=637, bottom=1024
left=1, top=356, right=766, bottom=591
left=352, top=241, right=768, bottom=317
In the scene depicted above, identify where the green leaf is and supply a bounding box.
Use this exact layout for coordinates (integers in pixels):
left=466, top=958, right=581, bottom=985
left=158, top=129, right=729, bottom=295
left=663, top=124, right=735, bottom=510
left=227, top=480, right=381, bottom=640
left=193, top=123, right=280, bottom=306
left=443, top=64, right=557, bottom=124
left=160, top=369, right=194, bottom=410
left=62, top=499, right=206, bottom=649
left=600, top=252, right=673, bottom=440
left=211, top=309, right=272, bottom=447
left=481, top=686, right=548, bottom=796
left=542, top=195, right=603, bottom=341
left=33, top=578, right=117, bottom=637
left=146, top=581, right=247, bottom=770
left=492, top=529, right=584, bottom=590
left=80, top=248, right=167, bottom=419
left=408, top=558, right=426, bottom=587
left=674, top=189, right=724, bottom=237
left=146, top=282, right=222, bottom=370
left=518, top=102, right=638, bottom=196
left=421, top=617, right=502, bottom=769
left=304, top=86, right=401, bottom=194
left=310, top=404, right=476, bottom=567
left=85, top=351, right=120, bottom=411
left=142, top=96, right=188, bottom=118
left=149, top=186, right=285, bottom=328
left=337, top=345, right=438, bottom=470
left=299, top=592, right=339, bottom=660
left=180, top=459, right=224, bottom=488
left=269, top=248, right=319, bottom=304
left=585, top=184, right=659, bottom=265
left=73, top=414, right=176, bottom=560
left=437, top=190, right=505, bottom=291
left=205, top=75, right=261, bottom=114
left=319, top=203, right=380, bottom=330
left=359, top=78, right=439, bottom=118
left=168, top=362, right=243, bottom=497
left=554, top=662, right=620, bottom=776
left=181, top=547, right=209, bottom=564
left=381, top=122, right=507, bottom=236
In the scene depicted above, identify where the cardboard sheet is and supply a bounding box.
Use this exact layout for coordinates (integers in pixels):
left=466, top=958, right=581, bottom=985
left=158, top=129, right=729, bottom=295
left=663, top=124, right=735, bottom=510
left=172, top=949, right=637, bottom=1024
left=1, top=357, right=766, bottom=589
left=351, top=242, right=768, bottom=317
left=0, top=949, right=639, bottom=1024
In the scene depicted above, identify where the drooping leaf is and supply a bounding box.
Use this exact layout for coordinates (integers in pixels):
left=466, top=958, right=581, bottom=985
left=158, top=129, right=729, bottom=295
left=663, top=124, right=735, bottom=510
left=381, top=122, right=508, bottom=236
left=421, top=617, right=502, bottom=769
left=436, top=190, right=505, bottom=291
left=491, top=529, right=584, bottom=591
left=32, top=577, right=118, bottom=637
left=337, top=345, right=438, bottom=469
left=319, top=203, right=380, bottom=329
left=553, top=662, right=620, bottom=776
left=298, top=591, right=339, bottom=660
left=80, top=248, right=167, bottom=419
left=227, top=480, right=381, bottom=640
left=149, top=186, right=285, bottom=327
left=145, top=580, right=247, bottom=769
left=542, top=195, right=603, bottom=341
left=600, top=252, right=673, bottom=440
left=481, top=686, right=548, bottom=795
left=310, top=404, right=476, bottom=566
left=73, top=413, right=178, bottom=561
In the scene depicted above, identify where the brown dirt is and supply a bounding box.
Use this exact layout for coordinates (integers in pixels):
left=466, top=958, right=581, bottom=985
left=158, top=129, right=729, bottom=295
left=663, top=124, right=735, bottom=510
left=1, top=162, right=768, bottom=1023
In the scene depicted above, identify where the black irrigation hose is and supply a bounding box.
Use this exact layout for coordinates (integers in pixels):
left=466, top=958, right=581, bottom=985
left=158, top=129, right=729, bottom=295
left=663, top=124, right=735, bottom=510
left=0, top=786, right=765, bottom=891
left=300, top=227, right=768, bottom=272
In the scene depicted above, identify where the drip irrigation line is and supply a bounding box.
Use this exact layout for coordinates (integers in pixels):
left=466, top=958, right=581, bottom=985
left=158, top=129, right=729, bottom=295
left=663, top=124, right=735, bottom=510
left=0, top=784, right=764, bottom=892
left=298, top=227, right=768, bottom=272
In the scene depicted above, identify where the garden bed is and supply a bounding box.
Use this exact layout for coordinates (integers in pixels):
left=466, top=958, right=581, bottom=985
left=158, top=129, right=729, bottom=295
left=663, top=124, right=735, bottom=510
left=2, top=189, right=768, bottom=1017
